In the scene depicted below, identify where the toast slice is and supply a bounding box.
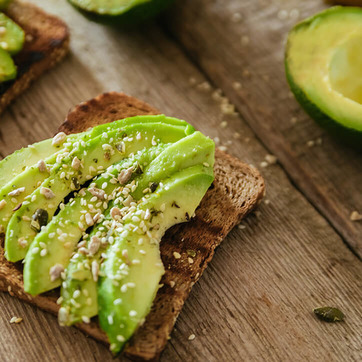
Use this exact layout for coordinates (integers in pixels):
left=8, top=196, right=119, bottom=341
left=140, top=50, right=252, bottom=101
left=0, top=92, right=265, bottom=360
left=0, top=0, right=69, bottom=115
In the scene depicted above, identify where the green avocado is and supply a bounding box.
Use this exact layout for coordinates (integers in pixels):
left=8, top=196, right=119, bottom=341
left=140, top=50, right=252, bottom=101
left=285, top=6, right=362, bottom=148
left=68, top=0, right=174, bottom=26
left=98, top=164, right=214, bottom=354
left=24, top=144, right=168, bottom=295
left=5, top=122, right=190, bottom=262
left=0, top=47, right=16, bottom=82
left=0, top=12, right=25, bottom=55
left=58, top=131, right=214, bottom=323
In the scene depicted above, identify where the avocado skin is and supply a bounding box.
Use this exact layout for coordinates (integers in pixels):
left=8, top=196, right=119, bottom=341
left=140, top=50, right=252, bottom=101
left=285, top=54, right=362, bottom=151
left=285, top=6, right=362, bottom=151
left=68, top=0, right=175, bottom=27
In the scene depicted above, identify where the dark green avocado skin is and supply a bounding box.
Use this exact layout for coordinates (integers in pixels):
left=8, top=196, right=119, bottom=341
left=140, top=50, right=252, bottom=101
left=285, top=59, right=362, bottom=151
left=68, top=0, right=175, bottom=27
left=285, top=6, right=362, bottom=151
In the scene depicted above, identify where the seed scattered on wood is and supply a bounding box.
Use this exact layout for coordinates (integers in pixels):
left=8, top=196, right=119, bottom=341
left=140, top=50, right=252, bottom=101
left=49, top=264, right=64, bottom=282
left=350, top=211, right=362, bottom=221
left=313, top=307, right=345, bottom=323
left=10, top=316, right=23, bottom=324
left=40, top=187, right=55, bottom=199
left=265, top=154, right=277, bottom=164
left=188, top=334, right=196, bottom=341
left=52, top=132, right=66, bottom=146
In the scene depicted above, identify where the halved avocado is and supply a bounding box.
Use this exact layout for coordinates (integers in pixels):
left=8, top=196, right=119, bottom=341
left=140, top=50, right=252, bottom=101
left=285, top=6, right=362, bottom=149
left=68, top=0, right=174, bottom=26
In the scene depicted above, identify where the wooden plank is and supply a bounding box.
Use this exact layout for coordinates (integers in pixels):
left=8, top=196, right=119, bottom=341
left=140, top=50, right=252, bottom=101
left=0, top=0, right=361, bottom=361
left=164, top=0, right=362, bottom=258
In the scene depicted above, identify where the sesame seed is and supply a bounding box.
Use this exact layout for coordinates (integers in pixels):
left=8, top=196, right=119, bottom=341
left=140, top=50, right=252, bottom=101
left=129, top=310, right=137, bottom=317
left=117, top=335, right=125, bottom=342
left=32, top=247, right=40, bottom=254
left=260, top=161, right=268, bottom=168
left=121, top=284, right=128, bottom=293
left=188, top=334, right=196, bottom=341
left=188, top=257, right=194, bottom=264
left=170, top=281, right=175, bottom=288
left=173, top=252, right=181, bottom=259
left=0, top=200, right=7, bottom=210
left=307, top=140, right=315, bottom=147
left=114, top=298, right=122, bottom=305
left=350, top=211, right=362, bottom=221
left=108, top=315, right=113, bottom=325
left=82, top=316, right=90, bottom=324
left=40, top=249, right=47, bottom=257
left=265, top=154, right=277, bottom=164
left=52, top=132, right=67, bottom=146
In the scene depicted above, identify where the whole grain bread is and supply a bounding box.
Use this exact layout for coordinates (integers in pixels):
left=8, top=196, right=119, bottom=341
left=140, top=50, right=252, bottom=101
left=0, top=0, right=69, bottom=115
left=0, top=92, right=265, bottom=360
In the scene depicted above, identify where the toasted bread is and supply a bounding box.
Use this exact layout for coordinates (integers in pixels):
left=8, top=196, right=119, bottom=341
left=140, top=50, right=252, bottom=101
left=0, top=92, right=265, bottom=360
left=0, top=0, right=69, bottom=115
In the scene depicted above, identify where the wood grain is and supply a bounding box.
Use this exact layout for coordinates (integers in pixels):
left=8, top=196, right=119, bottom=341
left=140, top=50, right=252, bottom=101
left=0, top=0, right=361, bottom=361
left=164, top=0, right=362, bottom=258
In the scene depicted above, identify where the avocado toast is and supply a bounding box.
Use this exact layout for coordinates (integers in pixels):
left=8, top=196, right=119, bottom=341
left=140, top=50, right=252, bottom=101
left=0, top=92, right=265, bottom=360
left=0, top=0, right=69, bottom=114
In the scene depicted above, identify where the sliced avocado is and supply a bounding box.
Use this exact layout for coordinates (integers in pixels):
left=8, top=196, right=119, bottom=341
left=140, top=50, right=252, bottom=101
left=0, top=12, right=25, bottom=55
left=59, top=132, right=214, bottom=322
left=23, top=144, right=168, bottom=295
left=68, top=0, right=175, bottom=26
left=0, top=116, right=192, bottom=233
left=0, top=115, right=192, bottom=190
left=285, top=6, right=362, bottom=148
left=5, top=122, right=190, bottom=262
left=0, top=139, right=53, bottom=187
left=98, top=164, right=214, bottom=354
left=0, top=47, right=16, bottom=82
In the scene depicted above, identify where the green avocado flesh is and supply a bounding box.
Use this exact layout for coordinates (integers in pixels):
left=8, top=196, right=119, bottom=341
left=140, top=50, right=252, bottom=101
left=0, top=114, right=214, bottom=354
left=0, top=12, right=25, bottom=55
left=285, top=6, right=362, bottom=148
left=69, top=0, right=174, bottom=25
left=0, top=47, right=15, bottom=81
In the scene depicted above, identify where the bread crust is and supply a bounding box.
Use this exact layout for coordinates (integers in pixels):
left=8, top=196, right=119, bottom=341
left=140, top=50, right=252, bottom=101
left=0, top=92, right=265, bottom=360
left=0, top=0, right=69, bottom=115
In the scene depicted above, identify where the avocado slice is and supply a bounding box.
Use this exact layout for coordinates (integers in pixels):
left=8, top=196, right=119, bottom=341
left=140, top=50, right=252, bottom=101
left=98, top=164, right=214, bottom=354
left=0, top=12, right=25, bottom=55
left=0, top=47, right=16, bottom=82
left=68, top=0, right=174, bottom=26
left=0, top=115, right=191, bottom=188
left=58, top=131, right=214, bottom=322
left=23, top=143, right=168, bottom=295
left=285, top=6, right=362, bottom=148
left=0, top=115, right=192, bottom=190
left=5, top=122, right=190, bottom=262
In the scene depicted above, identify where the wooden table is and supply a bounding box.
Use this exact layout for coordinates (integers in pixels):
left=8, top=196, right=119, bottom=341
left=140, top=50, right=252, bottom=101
left=0, top=0, right=361, bottom=360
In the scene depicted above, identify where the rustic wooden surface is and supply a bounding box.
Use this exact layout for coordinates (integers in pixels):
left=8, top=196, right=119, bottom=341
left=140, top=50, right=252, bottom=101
left=0, top=0, right=361, bottom=361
